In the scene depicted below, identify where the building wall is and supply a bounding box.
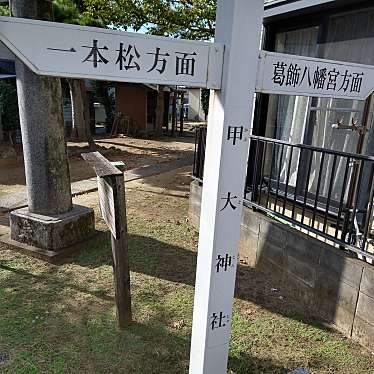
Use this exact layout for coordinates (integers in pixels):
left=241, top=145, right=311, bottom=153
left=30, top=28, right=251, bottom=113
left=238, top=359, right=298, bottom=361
left=116, top=83, right=147, bottom=132
left=188, top=88, right=205, bottom=122
left=189, top=180, right=374, bottom=352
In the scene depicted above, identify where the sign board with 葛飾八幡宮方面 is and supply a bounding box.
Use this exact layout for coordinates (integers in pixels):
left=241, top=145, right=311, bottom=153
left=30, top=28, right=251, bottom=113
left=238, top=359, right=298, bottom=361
left=256, top=50, right=374, bottom=100
left=0, top=15, right=224, bottom=89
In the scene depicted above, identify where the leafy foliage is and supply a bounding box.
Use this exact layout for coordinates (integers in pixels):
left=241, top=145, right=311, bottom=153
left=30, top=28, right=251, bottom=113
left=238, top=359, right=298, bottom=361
left=53, top=0, right=81, bottom=23
left=93, top=81, right=115, bottom=125
left=0, top=5, right=10, bottom=17
left=0, top=81, right=20, bottom=131
left=53, top=0, right=104, bottom=27
left=82, top=0, right=217, bottom=39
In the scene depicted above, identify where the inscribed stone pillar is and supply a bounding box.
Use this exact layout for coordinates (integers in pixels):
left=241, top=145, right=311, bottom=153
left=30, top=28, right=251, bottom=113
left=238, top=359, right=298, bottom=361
left=6, top=0, right=95, bottom=253
left=11, top=0, right=72, bottom=215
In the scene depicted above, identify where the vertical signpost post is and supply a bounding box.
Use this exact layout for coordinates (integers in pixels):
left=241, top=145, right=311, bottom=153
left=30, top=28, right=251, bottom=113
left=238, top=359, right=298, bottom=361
left=189, top=1, right=263, bottom=373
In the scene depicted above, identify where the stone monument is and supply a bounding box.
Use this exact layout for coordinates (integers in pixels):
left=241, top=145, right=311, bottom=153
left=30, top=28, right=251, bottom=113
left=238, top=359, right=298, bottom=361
left=8, top=0, right=94, bottom=253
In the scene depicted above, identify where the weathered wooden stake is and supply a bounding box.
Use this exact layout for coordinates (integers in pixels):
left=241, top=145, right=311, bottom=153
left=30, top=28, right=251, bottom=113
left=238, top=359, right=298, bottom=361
left=82, top=152, right=132, bottom=328
left=110, top=174, right=132, bottom=328
left=179, top=92, right=185, bottom=135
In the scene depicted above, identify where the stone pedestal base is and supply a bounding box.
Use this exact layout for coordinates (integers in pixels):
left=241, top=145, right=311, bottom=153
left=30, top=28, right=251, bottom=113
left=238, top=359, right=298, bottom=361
left=9, top=205, right=95, bottom=250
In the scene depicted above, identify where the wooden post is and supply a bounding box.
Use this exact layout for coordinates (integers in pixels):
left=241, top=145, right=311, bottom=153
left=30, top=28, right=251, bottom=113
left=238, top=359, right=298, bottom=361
left=110, top=174, right=132, bottom=328
left=155, top=89, right=165, bottom=136
left=82, top=152, right=132, bottom=328
left=163, top=92, right=170, bottom=134
left=179, top=92, right=185, bottom=136
left=171, top=93, right=177, bottom=137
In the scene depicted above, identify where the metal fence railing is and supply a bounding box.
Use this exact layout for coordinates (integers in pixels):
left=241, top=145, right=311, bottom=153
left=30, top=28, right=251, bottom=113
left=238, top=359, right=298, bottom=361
left=192, top=126, right=374, bottom=263
left=193, top=125, right=206, bottom=182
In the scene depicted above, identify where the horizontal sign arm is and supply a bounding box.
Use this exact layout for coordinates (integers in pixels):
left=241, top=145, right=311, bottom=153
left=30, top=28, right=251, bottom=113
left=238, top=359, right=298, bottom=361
left=256, top=50, right=374, bottom=101
left=0, top=16, right=224, bottom=89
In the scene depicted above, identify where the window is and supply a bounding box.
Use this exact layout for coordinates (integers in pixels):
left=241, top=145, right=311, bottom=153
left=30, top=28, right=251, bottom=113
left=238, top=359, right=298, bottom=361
left=262, top=6, right=374, bottom=210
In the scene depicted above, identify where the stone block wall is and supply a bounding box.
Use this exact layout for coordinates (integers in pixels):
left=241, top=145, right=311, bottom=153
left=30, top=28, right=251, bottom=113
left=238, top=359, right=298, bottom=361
left=189, top=180, right=374, bottom=352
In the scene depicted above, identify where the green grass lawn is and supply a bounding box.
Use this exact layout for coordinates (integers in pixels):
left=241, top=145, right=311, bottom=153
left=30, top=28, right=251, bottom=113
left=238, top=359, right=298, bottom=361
left=1, top=170, right=373, bottom=373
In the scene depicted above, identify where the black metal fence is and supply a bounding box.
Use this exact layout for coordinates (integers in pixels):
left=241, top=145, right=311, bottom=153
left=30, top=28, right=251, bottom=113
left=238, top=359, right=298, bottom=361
left=193, top=125, right=207, bottom=181
left=193, top=126, right=374, bottom=262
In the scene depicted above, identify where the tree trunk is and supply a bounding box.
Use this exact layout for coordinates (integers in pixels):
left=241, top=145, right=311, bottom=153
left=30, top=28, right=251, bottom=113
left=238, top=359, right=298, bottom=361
left=171, top=94, right=177, bottom=137
left=11, top=0, right=72, bottom=215
left=80, top=80, right=95, bottom=149
left=155, top=89, right=165, bottom=136
left=68, top=79, right=84, bottom=139
left=68, top=78, right=95, bottom=148
left=179, top=92, right=184, bottom=135
left=0, top=107, right=3, bottom=143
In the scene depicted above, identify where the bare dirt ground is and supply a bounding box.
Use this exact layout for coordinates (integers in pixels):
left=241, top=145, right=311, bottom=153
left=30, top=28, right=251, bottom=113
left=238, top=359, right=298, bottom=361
left=0, top=133, right=195, bottom=197
left=72, top=165, right=192, bottom=231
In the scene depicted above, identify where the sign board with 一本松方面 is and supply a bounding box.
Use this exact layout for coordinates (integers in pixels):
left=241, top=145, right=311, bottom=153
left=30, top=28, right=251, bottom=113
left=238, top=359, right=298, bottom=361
left=0, top=16, right=224, bottom=89
left=256, top=50, right=374, bottom=100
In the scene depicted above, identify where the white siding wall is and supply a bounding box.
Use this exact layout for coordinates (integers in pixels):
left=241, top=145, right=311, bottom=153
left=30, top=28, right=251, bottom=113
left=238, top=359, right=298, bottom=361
left=188, top=88, right=205, bottom=122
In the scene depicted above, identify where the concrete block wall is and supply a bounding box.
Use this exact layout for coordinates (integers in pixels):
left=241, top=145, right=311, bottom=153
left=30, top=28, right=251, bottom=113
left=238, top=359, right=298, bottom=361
left=189, top=180, right=374, bottom=352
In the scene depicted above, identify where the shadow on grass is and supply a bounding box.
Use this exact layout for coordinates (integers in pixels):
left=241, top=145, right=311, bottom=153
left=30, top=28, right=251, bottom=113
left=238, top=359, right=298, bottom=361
left=72, top=232, right=333, bottom=334
left=0, top=254, right=289, bottom=374
left=228, top=354, right=290, bottom=374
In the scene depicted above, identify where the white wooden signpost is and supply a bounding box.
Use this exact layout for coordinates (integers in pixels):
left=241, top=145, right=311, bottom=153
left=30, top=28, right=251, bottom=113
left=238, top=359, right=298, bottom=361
left=189, top=1, right=263, bottom=372
left=3, top=1, right=374, bottom=371
left=0, top=15, right=223, bottom=89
